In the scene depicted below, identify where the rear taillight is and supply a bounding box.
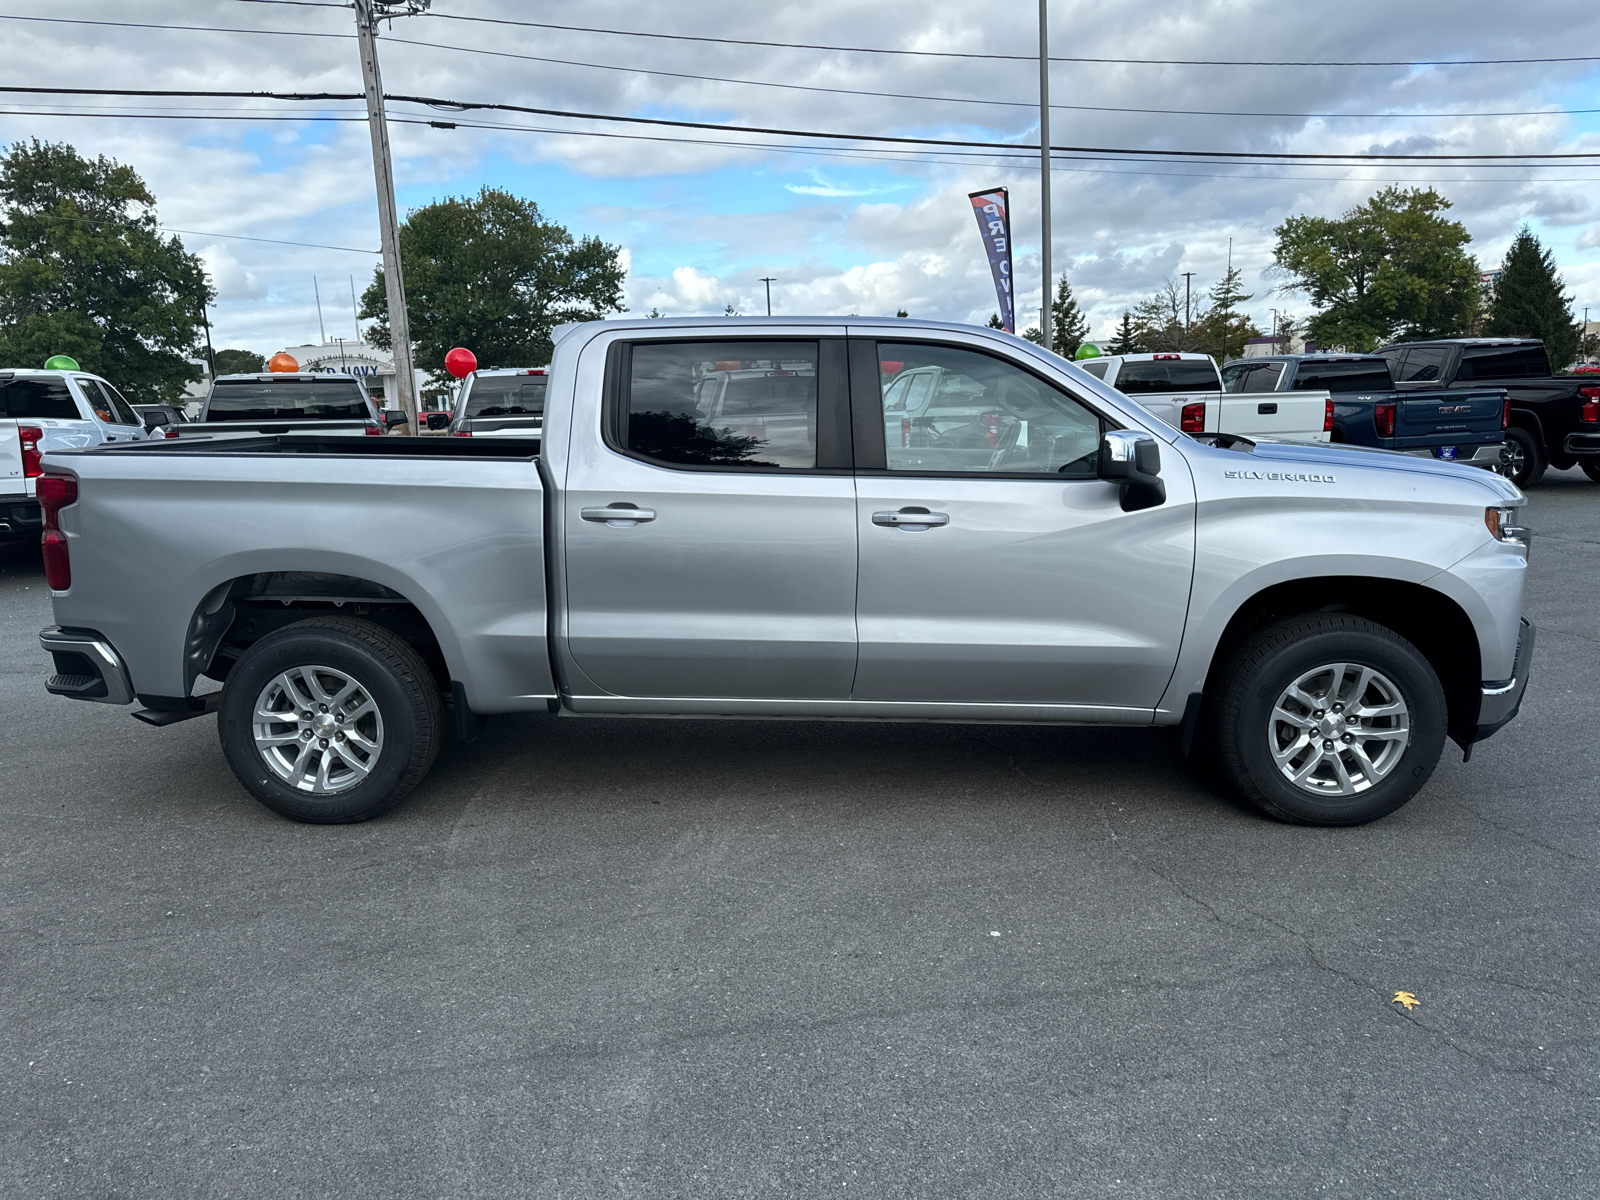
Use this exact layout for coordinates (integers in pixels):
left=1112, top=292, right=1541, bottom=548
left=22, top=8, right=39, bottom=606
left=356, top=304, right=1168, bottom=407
left=1324, top=399, right=1334, bottom=433
left=1153, top=353, right=1180, bottom=361
left=19, top=425, right=43, bottom=477
left=37, top=473, right=77, bottom=590
left=364, top=423, right=383, bottom=436
left=453, top=429, right=472, bottom=437
left=165, top=428, right=180, bottom=439
left=1502, top=399, right=1511, bottom=429
left=1375, top=401, right=1396, bottom=438
left=1580, top=387, right=1600, bottom=423
left=1180, top=402, right=1205, bottom=434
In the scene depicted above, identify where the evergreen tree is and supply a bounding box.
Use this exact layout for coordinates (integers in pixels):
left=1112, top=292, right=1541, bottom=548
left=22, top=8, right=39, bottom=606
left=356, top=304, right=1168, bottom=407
left=1021, top=326, right=1044, bottom=344
left=1485, top=225, right=1580, bottom=368
left=1193, top=267, right=1260, bottom=362
left=986, top=312, right=1005, bottom=329
left=1107, top=310, right=1142, bottom=354
left=0, top=139, right=212, bottom=402
left=1049, top=270, right=1091, bottom=357
left=895, top=308, right=909, bottom=318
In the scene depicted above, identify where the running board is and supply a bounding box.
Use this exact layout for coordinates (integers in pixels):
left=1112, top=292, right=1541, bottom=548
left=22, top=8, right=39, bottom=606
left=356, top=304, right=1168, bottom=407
left=132, top=692, right=221, bottom=727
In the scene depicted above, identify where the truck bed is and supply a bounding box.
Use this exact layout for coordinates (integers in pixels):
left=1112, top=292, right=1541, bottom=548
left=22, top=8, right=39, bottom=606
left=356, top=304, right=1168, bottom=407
left=93, top=432, right=541, bottom=459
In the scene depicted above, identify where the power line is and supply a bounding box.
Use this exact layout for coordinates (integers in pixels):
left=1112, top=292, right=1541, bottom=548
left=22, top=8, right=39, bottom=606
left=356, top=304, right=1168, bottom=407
left=417, top=12, right=1600, bottom=69
left=9, top=12, right=1598, bottom=71
left=15, top=209, right=378, bottom=254
left=2, top=84, right=1596, bottom=166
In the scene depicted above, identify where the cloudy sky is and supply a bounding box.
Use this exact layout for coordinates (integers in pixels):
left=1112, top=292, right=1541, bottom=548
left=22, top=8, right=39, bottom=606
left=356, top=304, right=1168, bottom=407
left=3, top=0, right=1598, bottom=362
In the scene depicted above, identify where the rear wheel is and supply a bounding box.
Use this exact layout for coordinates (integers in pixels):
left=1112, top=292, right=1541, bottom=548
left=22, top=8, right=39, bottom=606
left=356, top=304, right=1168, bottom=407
left=218, top=617, right=442, bottom=823
left=1215, top=615, right=1446, bottom=826
left=1501, top=426, right=1546, bottom=488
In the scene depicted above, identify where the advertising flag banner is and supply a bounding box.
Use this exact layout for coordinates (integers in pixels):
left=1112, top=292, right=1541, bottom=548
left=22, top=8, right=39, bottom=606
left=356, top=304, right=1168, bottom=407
left=968, top=187, right=1014, bottom=332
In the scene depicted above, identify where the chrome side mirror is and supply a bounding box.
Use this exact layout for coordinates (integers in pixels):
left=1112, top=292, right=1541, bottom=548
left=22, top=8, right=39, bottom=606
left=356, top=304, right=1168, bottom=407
left=1097, top=430, right=1166, bottom=512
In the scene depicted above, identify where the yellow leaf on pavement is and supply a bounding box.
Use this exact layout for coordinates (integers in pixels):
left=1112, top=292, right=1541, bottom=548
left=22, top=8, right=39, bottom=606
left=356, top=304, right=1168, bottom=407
left=1393, top=991, right=1420, bottom=1011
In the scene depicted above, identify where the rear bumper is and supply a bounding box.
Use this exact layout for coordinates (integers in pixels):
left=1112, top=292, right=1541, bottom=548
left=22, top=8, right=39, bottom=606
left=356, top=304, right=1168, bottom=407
left=0, top=494, right=41, bottom=541
left=1474, top=617, right=1535, bottom=743
left=1563, top=432, right=1600, bottom=457
left=39, top=626, right=136, bottom=705
left=1399, top=442, right=1507, bottom=470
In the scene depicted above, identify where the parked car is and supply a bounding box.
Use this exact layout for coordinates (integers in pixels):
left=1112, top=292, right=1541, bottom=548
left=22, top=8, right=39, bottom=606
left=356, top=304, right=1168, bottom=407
left=1223, top=354, right=1507, bottom=470
left=1, top=368, right=156, bottom=542
left=448, top=368, right=547, bottom=437
left=1077, top=352, right=1332, bottom=442
left=38, top=317, right=1532, bottom=830
left=174, top=372, right=385, bottom=439
left=1376, top=338, right=1600, bottom=487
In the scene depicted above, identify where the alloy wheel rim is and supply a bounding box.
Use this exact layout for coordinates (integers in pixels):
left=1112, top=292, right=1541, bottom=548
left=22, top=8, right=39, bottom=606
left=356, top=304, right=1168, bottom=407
left=252, top=665, right=384, bottom=794
left=1268, top=662, right=1410, bottom=796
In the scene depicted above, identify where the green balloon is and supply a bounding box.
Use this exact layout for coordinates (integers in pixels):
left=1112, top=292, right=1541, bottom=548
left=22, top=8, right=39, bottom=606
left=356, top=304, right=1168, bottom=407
left=44, top=354, right=81, bottom=370
left=1074, top=343, right=1102, bottom=361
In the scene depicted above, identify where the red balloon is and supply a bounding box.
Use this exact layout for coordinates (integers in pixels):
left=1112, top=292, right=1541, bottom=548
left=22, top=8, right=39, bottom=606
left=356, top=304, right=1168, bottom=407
left=444, top=347, right=477, bottom=379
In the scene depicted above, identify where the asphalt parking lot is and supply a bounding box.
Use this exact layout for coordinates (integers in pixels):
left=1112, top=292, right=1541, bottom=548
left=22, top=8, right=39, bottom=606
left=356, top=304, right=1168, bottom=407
left=2, top=471, right=1596, bottom=1199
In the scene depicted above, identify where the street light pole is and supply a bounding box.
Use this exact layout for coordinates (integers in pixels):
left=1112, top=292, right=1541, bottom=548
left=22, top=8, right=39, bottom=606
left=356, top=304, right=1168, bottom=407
left=353, top=0, right=424, bottom=434
left=1038, top=0, right=1052, bottom=352
left=1181, top=271, right=1196, bottom=331
left=759, top=276, right=776, bottom=316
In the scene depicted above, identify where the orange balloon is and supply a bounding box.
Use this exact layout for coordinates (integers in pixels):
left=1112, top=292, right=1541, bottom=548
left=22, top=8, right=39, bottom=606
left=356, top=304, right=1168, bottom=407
left=268, top=352, right=299, bottom=373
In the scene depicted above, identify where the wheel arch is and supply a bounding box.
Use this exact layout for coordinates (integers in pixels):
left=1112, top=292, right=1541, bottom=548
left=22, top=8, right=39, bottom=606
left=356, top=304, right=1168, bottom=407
left=1192, top=575, right=1482, bottom=751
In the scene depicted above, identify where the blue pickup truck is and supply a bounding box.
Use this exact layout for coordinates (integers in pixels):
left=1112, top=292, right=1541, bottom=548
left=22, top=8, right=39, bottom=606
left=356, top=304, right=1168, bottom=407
left=1221, top=354, right=1507, bottom=470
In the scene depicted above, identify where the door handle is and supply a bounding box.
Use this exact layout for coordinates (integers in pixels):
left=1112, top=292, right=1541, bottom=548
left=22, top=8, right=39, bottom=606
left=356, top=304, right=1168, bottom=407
left=872, top=507, right=949, bottom=530
left=581, top=504, right=657, bottom=527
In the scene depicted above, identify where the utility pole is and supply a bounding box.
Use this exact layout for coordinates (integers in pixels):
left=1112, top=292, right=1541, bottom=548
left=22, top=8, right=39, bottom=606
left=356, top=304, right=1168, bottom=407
left=1181, top=271, right=1196, bottom=331
left=313, top=275, right=327, bottom=344
left=199, top=285, right=216, bottom=380
left=759, top=276, right=776, bottom=316
left=353, top=0, right=427, bottom=434
left=350, top=275, right=363, bottom=343
left=1038, top=0, right=1052, bottom=352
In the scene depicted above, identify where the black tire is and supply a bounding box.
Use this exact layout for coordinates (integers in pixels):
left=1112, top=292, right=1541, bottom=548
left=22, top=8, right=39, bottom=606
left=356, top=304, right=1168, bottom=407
left=1581, top=461, right=1600, bottom=484
left=1502, top=425, right=1546, bottom=488
left=1215, top=615, right=1447, bottom=826
left=218, top=617, right=442, bottom=823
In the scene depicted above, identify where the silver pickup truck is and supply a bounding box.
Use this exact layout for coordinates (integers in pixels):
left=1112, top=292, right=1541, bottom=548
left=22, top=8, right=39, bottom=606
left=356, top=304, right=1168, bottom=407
left=36, top=318, right=1535, bottom=828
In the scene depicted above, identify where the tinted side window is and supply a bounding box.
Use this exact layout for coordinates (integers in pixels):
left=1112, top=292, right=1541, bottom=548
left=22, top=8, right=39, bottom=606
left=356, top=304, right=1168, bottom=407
left=1220, top=363, right=1250, bottom=392
left=624, top=341, right=819, bottom=469
left=1396, top=346, right=1448, bottom=382
left=1457, top=345, right=1551, bottom=380
left=876, top=342, right=1102, bottom=478
left=0, top=379, right=79, bottom=419
left=77, top=379, right=116, bottom=424
left=1292, top=361, right=1393, bottom=393
left=1078, top=361, right=1109, bottom=380
left=98, top=380, right=141, bottom=426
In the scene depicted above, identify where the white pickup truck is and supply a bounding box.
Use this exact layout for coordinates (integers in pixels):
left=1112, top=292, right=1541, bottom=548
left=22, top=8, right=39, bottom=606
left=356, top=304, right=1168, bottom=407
left=1076, top=352, right=1332, bottom=442
left=1, top=368, right=157, bottom=542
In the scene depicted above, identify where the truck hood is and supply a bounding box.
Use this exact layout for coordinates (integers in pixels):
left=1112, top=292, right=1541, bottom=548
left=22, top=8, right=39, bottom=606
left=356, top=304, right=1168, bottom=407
left=1237, top=437, right=1523, bottom=502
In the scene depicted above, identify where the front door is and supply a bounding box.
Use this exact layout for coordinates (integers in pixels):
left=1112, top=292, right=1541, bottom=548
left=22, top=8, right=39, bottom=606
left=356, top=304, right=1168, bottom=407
left=851, top=338, right=1195, bottom=711
left=562, top=336, right=858, bottom=700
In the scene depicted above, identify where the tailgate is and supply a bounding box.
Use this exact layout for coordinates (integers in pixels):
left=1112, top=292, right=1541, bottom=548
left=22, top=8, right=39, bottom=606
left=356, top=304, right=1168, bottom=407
left=0, top=421, right=23, bottom=492
left=1215, top=390, right=1329, bottom=441
left=1397, top=387, right=1505, bottom=440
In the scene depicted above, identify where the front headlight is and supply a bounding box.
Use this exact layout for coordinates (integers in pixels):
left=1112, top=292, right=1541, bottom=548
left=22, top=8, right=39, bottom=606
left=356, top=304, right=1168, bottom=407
left=1485, top=505, right=1531, bottom=549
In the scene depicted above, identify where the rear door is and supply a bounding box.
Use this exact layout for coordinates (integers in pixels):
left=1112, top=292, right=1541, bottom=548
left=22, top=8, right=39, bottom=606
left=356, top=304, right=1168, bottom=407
left=561, top=335, right=859, bottom=700
left=849, top=335, right=1195, bottom=712
left=76, top=377, right=145, bottom=442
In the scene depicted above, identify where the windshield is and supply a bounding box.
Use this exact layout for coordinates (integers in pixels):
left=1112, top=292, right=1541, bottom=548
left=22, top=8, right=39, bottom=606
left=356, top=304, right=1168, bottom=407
left=465, top=375, right=547, bottom=418
left=1291, top=360, right=1394, bottom=393
left=207, top=379, right=370, bottom=420
left=1113, top=360, right=1219, bottom=394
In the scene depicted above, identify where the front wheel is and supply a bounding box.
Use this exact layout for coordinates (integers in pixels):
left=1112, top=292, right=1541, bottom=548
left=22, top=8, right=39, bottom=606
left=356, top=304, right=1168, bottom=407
left=218, top=617, right=443, bottom=823
left=1214, top=615, right=1447, bottom=826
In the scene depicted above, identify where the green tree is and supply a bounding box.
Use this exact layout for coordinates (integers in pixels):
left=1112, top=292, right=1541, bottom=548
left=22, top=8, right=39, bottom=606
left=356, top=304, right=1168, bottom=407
left=986, top=312, right=1005, bottom=329
left=1021, top=325, right=1044, bottom=344
left=360, top=187, right=625, bottom=379
left=0, top=139, right=211, bottom=401
left=1485, top=225, right=1580, bottom=368
left=1271, top=186, right=1479, bottom=351
left=1132, top=279, right=1196, bottom=351
left=213, top=347, right=265, bottom=375
left=1107, top=310, right=1142, bottom=354
left=1192, top=267, right=1261, bottom=362
left=1049, top=270, right=1091, bottom=357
